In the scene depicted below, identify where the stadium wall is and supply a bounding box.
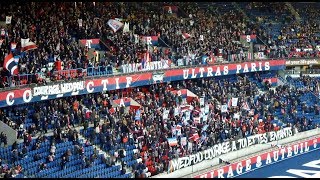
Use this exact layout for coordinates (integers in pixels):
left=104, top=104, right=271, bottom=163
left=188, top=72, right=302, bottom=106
left=152, top=128, right=320, bottom=178
left=0, top=120, right=17, bottom=146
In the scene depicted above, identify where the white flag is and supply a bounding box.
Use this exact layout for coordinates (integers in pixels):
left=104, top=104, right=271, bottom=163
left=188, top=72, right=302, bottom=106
left=163, top=110, right=169, bottom=120
left=123, top=22, right=130, bottom=33
left=232, top=97, right=238, bottom=107
left=78, top=19, right=83, bottom=27
left=6, top=16, right=12, bottom=24
left=221, top=104, right=228, bottom=112
left=107, top=19, right=124, bottom=33
left=199, top=35, right=204, bottom=41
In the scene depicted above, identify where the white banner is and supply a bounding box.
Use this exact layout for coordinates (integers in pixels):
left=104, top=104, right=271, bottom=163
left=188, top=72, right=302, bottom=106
left=232, top=97, right=238, bottom=107
left=163, top=110, right=170, bottom=120
left=122, top=60, right=171, bottom=74
left=169, top=127, right=293, bottom=172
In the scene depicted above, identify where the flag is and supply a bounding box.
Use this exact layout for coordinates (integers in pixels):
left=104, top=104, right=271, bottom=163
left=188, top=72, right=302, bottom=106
left=168, top=137, right=178, bottom=146
left=13, top=55, right=20, bottom=64
left=6, top=16, right=12, bottom=24
left=163, top=6, right=178, bottom=15
left=231, top=97, right=238, bottom=107
left=79, top=39, right=100, bottom=49
left=11, top=42, right=17, bottom=51
left=135, top=109, right=141, bottom=121
left=242, top=101, right=250, bottom=111
left=249, top=109, right=254, bottom=116
left=227, top=99, right=232, bottom=107
left=182, top=33, right=191, bottom=39
left=78, top=19, right=83, bottom=27
left=107, top=19, right=124, bottom=33
left=21, top=38, right=37, bottom=51
left=140, top=36, right=159, bottom=46
left=176, top=124, right=182, bottom=136
left=189, top=133, right=200, bottom=142
left=122, top=22, right=130, bottom=33
left=181, top=137, right=187, bottom=146
left=180, top=105, right=193, bottom=113
left=0, top=29, right=5, bottom=37
left=199, top=35, right=204, bottom=41
left=3, top=53, right=18, bottom=75
left=221, top=104, right=228, bottom=112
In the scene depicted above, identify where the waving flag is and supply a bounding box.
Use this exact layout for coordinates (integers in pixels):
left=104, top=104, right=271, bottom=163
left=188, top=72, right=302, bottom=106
left=221, top=104, right=228, bottom=113
left=189, top=133, right=200, bottom=142
left=163, top=6, right=178, bottom=16
left=79, top=39, right=100, bottom=49
left=182, top=33, right=191, bottom=39
left=168, top=137, right=178, bottom=146
left=107, top=19, right=124, bottom=33
left=123, top=22, right=130, bottom=33
left=140, top=36, right=159, bottom=46
left=242, top=101, right=250, bottom=111
left=135, top=109, right=141, bottom=121
left=21, top=38, right=37, bottom=51
left=0, top=29, right=5, bottom=37
left=227, top=99, right=232, bottom=107
left=5, top=16, right=12, bottom=24
left=3, top=53, right=18, bottom=75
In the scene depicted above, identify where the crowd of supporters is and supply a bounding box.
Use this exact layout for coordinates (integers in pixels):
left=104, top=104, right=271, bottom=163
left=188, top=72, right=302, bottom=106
left=1, top=72, right=320, bottom=177
left=0, top=2, right=319, bottom=88
left=0, top=1, right=320, bottom=178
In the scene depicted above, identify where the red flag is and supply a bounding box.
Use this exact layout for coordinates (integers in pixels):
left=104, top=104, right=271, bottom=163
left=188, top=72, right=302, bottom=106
left=3, top=53, right=19, bottom=75
left=21, top=38, right=37, bottom=51
left=182, top=33, right=191, bottom=39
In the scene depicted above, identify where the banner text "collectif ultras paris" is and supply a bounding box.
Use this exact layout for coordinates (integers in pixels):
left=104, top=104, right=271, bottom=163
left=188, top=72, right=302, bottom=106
left=0, top=60, right=286, bottom=108
left=168, top=127, right=293, bottom=172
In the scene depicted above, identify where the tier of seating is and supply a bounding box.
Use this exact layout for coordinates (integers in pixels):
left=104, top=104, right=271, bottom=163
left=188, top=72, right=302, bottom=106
left=0, top=2, right=319, bottom=89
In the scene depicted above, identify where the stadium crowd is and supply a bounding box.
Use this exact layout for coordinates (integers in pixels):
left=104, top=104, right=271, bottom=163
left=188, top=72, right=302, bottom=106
left=0, top=2, right=319, bottom=88
left=0, top=1, right=320, bottom=178
left=1, top=71, right=320, bottom=177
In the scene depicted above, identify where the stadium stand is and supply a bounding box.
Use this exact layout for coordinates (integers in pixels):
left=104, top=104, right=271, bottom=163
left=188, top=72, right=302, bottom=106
left=0, top=1, right=320, bottom=178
